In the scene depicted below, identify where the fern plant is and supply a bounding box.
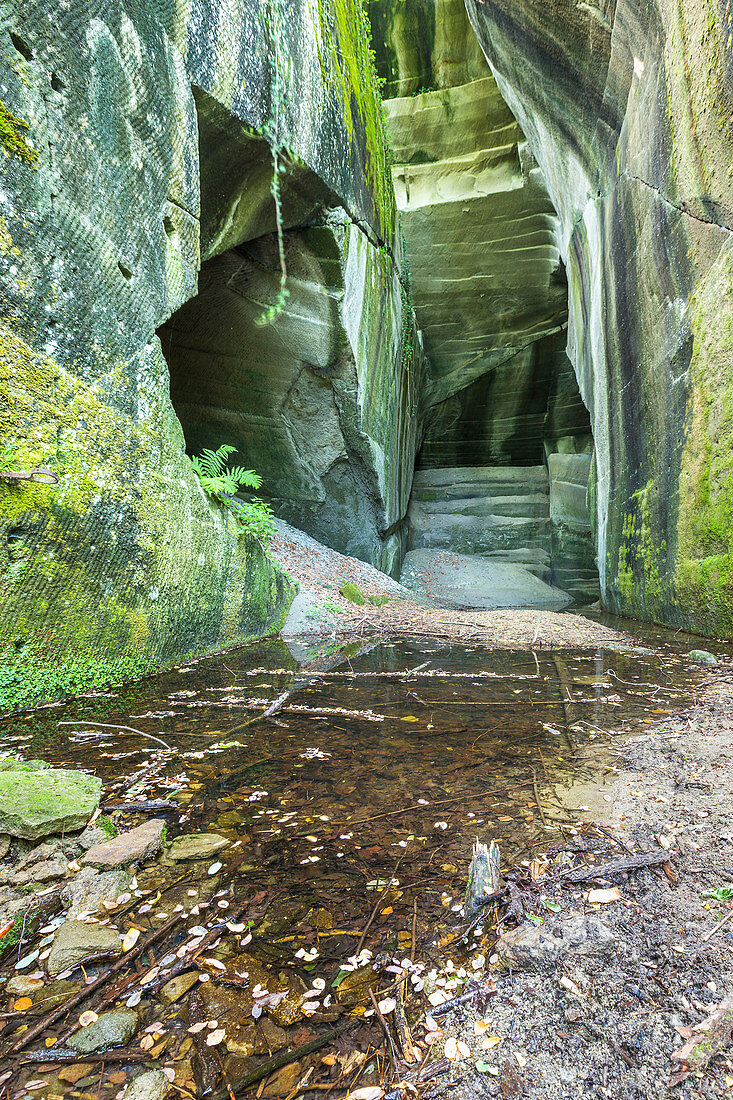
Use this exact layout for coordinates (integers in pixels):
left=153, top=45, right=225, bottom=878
left=190, top=444, right=275, bottom=544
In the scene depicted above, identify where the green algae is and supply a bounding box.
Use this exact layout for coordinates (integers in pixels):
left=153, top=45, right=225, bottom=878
left=674, top=244, right=733, bottom=636
left=314, top=0, right=395, bottom=237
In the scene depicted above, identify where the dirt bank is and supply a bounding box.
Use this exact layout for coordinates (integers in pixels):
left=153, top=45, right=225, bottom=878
left=271, top=520, right=629, bottom=650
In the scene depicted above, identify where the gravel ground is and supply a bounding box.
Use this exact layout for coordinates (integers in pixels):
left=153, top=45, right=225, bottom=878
left=427, top=671, right=733, bottom=1100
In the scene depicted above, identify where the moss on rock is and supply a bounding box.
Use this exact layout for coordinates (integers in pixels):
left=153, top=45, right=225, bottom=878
left=0, top=99, right=39, bottom=168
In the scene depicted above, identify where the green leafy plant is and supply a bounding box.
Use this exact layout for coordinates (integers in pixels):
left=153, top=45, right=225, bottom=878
left=191, top=445, right=275, bottom=545
left=99, top=815, right=119, bottom=838
left=0, top=443, right=19, bottom=471
left=190, top=445, right=261, bottom=501
left=704, top=885, right=733, bottom=902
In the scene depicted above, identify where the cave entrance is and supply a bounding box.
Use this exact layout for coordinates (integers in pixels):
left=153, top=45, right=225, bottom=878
left=370, top=0, right=601, bottom=610
left=157, top=89, right=392, bottom=567
left=402, top=325, right=600, bottom=609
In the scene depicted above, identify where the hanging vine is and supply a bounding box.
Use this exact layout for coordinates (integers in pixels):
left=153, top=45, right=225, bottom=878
left=256, top=0, right=293, bottom=327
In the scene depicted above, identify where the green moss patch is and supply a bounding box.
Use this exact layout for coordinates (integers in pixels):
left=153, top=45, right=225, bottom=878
left=0, top=99, right=39, bottom=168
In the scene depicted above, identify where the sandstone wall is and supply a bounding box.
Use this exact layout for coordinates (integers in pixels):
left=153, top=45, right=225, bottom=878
left=0, top=0, right=421, bottom=708
left=466, top=0, right=733, bottom=634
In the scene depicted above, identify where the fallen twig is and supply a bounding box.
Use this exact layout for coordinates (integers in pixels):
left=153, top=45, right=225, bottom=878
left=59, top=720, right=173, bottom=750
left=369, top=987, right=399, bottom=1079
left=3, top=914, right=182, bottom=1057
left=394, top=983, right=416, bottom=1063
left=531, top=769, right=548, bottom=827
left=16, top=1047, right=150, bottom=1064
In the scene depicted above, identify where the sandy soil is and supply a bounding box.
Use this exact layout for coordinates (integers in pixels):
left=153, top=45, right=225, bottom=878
left=429, top=671, right=733, bottom=1099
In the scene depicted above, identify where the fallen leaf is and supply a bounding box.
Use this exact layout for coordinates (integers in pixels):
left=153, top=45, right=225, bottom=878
left=206, top=1028, right=225, bottom=1046
left=349, top=1089, right=385, bottom=1100
left=78, top=1011, right=98, bottom=1027
left=58, top=1065, right=95, bottom=1084
left=444, top=1037, right=459, bottom=1060
left=123, top=928, right=141, bottom=952
left=378, top=997, right=396, bottom=1015
left=13, top=997, right=33, bottom=1011
left=586, top=888, right=621, bottom=905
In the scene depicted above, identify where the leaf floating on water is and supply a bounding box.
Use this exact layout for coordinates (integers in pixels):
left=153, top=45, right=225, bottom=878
left=13, top=997, right=33, bottom=1011
left=349, top=1089, right=385, bottom=1100
left=206, top=1028, right=225, bottom=1046
left=378, top=997, right=396, bottom=1015
left=123, top=928, right=141, bottom=951
left=188, top=1022, right=208, bottom=1034
left=208, top=862, right=223, bottom=876
left=15, top=951, right=39, bottom=970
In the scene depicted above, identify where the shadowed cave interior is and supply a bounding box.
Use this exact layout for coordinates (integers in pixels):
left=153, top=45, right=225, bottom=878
left=158, top=47, right=601, bottom=611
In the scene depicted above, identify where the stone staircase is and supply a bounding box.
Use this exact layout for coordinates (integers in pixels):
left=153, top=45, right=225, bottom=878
left=407, top=466, right=553, bottom=579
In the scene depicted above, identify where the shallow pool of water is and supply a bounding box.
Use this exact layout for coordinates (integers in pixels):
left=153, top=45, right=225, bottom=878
left=0, top=630, right=714, bottom=970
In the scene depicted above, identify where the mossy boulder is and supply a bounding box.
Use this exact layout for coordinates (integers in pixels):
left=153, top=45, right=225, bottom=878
left=0, top=759, right=101, bottom=839
left=339, top=581, right=365, bottom=605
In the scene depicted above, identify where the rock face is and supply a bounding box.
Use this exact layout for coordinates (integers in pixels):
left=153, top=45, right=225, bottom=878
left=0, top=0, right=422, bottom=710
left=67, top=1008, right=139, bottom=1053
left=160, top=224, right=425, bottom=574
left=0, top=761, right=101, bottom=840
left=369, top=0, right=598, bottom=601
left=465, top=0, right=733, bottom=634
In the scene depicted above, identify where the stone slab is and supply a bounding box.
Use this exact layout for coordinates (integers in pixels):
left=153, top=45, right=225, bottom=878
left=400, top=548, right=572, bottom=610
left=82, top=819, right=165, bottom=869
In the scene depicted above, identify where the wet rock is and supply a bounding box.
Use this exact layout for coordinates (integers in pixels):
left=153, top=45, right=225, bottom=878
left=0, top=762, right=101, bottom=840
left=259, top=1017, right=288, bottom=1051
left=497, top=915, right=615, bottom=970
left=281, top=587, right=342, bottom=635
left=335, top=963, right=376, bottom=1006
left=82, top=819, right=165, bottom=869
left=400, top=548, right=572, bottom=610
left=165, top=833, right=230, bottom=862
left=61, top=867, right=132, bottom=917
left=122, top=1069, right=171, bottom=1100
left=0, top=835, right=10, bottom=859
left=67, top=1007, right=138, bottom=1053
left=25, top=979, right=82, bottom=1015
left=224, top=1022, right=258, bottom=1057
left=76, top=822, right=108, bottom=850
left=16, top=838, right=67, bottom=870
left=7, top=975, right=45, bottom=996
left=263, top=1062, right=301, bottom=1096
left=159, top=971, right=200, bottom=1004
left=12, top=858, right=68, bottom=887
left=191, top=956, right=302, bottom=1030
left=688, top=650, right=718, bottom=665
left=47, top=919, right=123, bottom=977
